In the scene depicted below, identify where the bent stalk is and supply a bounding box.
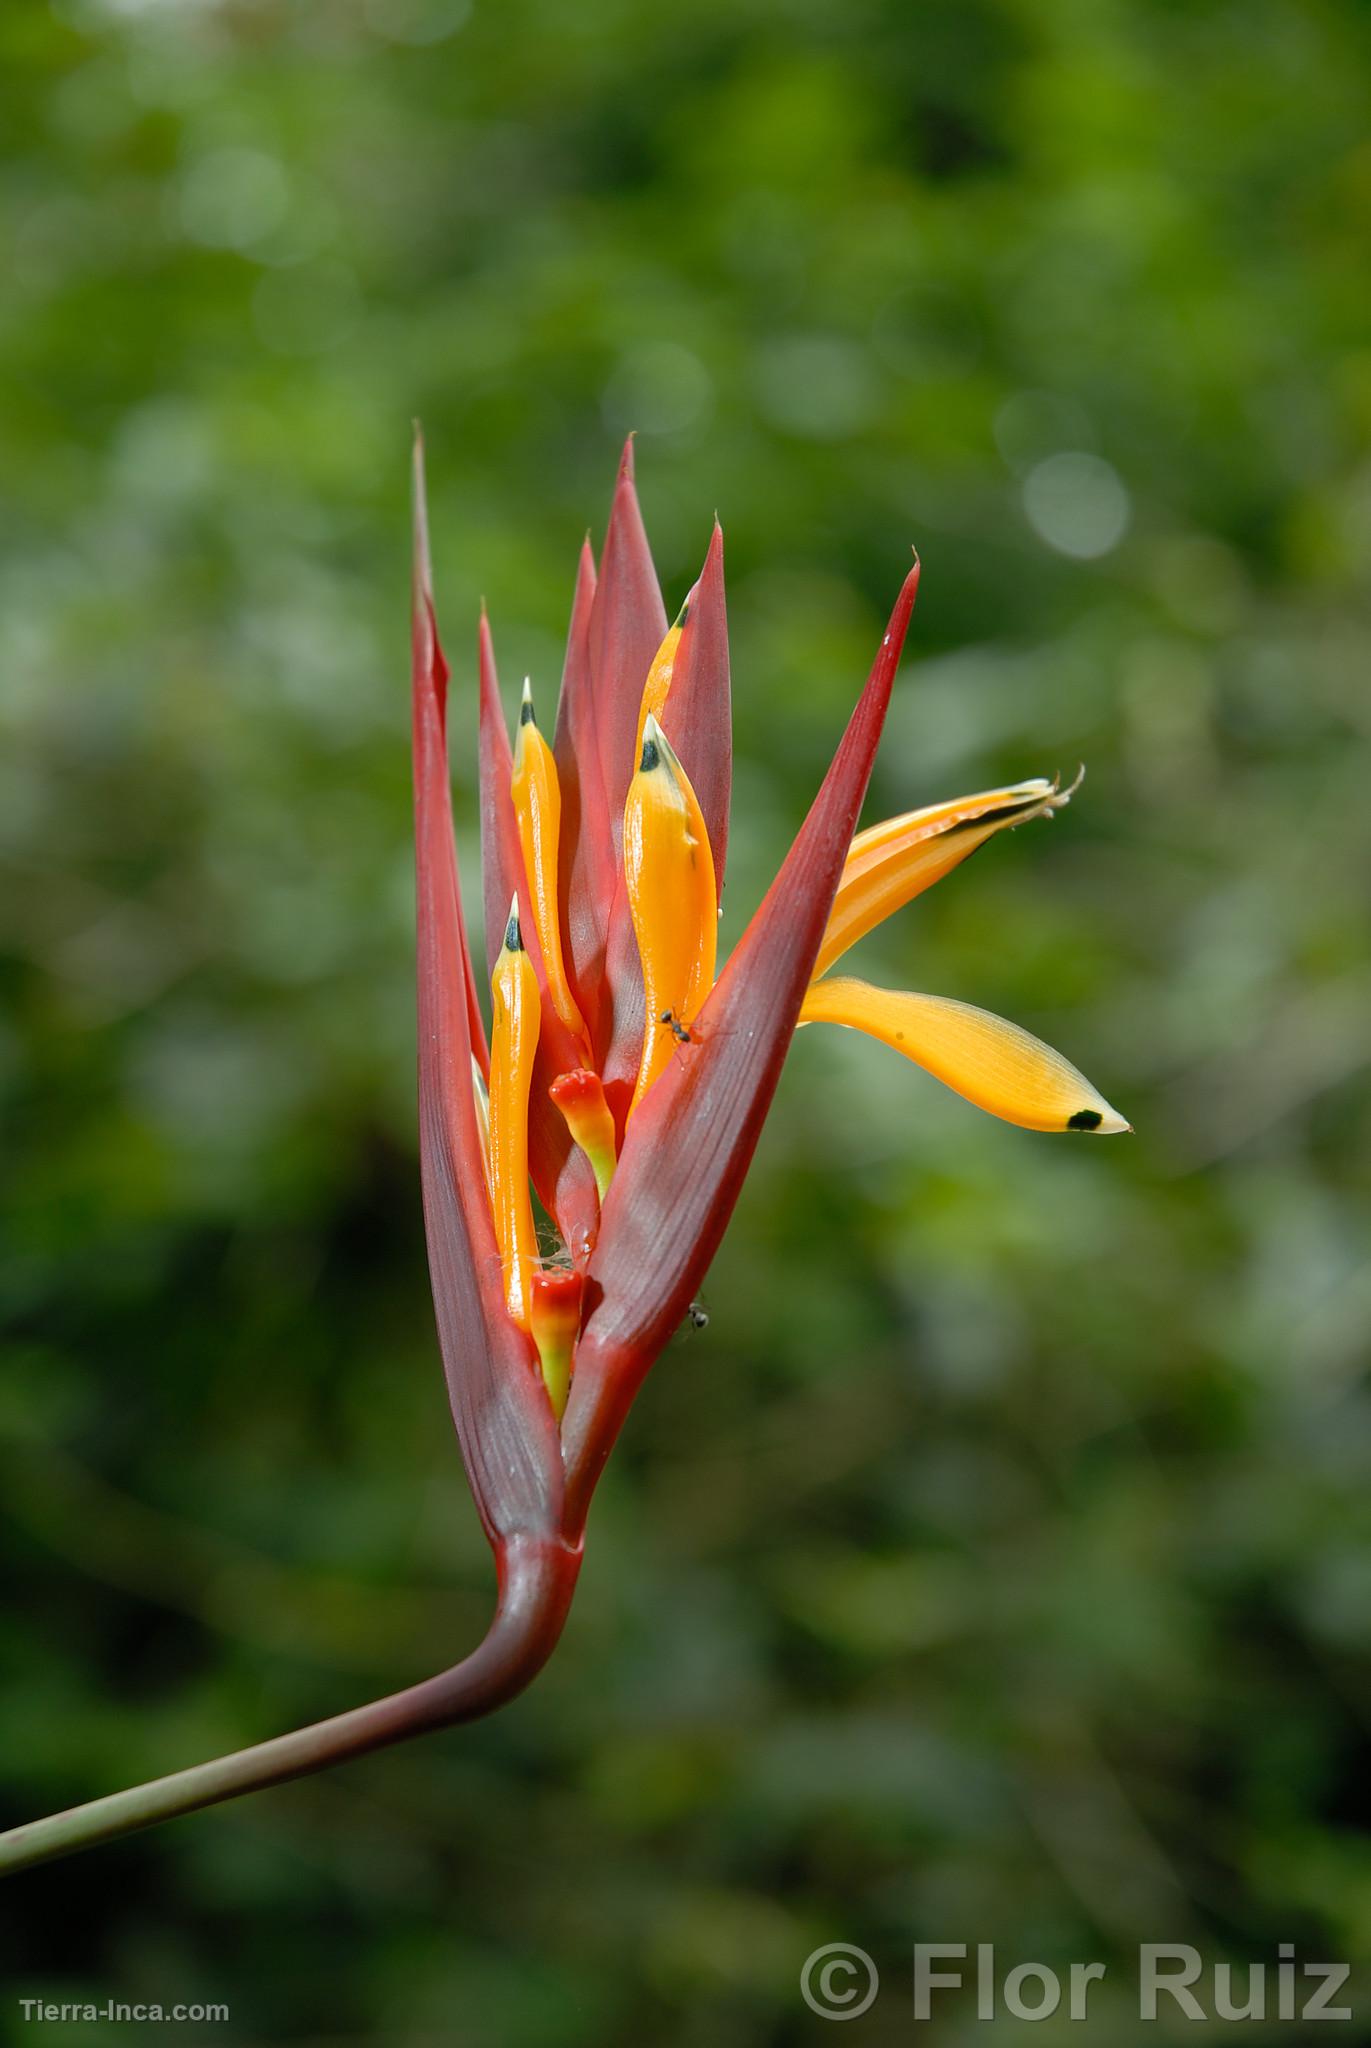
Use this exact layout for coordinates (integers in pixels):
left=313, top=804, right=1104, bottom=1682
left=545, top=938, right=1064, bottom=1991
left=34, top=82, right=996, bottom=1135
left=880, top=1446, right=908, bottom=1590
left=0, top=1532, right=580, bottom=1877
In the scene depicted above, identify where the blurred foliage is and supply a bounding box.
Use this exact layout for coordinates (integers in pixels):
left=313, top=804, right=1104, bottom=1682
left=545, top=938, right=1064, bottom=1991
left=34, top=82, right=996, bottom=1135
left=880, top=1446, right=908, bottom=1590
left=2, top=0, right=1370, bottom=2041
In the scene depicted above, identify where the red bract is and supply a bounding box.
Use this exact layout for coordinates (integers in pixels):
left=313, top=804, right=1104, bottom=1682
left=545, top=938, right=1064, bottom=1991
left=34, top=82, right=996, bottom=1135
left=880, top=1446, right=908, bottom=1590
left=411, top=464, right=566, bottom=1543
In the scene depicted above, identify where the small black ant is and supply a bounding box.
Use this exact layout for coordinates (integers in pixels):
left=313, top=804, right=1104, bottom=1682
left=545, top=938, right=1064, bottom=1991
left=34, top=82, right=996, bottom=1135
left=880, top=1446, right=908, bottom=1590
left=686, top=1301, right=709, bottom=1331
left=659, top=1008, right=693, bottom=1046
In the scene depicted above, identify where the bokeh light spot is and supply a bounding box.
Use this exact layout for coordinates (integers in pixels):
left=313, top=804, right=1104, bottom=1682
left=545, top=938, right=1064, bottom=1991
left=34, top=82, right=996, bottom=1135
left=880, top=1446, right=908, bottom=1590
left=177, top=147, right=290, bottom=253
left=755, top=334, right=877, bottom=441
left=1022, top=450, right=1131, bottom=559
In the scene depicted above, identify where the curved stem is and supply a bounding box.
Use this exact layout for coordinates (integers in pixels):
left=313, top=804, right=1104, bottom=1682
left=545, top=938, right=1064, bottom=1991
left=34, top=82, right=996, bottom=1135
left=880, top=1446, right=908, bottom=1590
left=0, top=1531, right=581, bottom=1878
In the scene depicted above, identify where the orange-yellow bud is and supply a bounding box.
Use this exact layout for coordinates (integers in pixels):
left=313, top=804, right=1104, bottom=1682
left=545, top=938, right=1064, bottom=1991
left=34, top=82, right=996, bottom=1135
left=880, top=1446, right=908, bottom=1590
left=530, top=1268, right=583, bottom=1421
left=549, top=1067, right=617, bottom=1202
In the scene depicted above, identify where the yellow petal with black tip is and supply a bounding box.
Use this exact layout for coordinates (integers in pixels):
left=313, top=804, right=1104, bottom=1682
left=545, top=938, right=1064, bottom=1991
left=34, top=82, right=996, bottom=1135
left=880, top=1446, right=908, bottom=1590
left=489, top=897, right=543, bottom=1328
left=623, top=712, right=717, bottom=1112
left=799, top=976, right=1130, bottom=1134
left=817, top=777, right=1077, bottom=979
left=511, top=676, right=590, bottom=1053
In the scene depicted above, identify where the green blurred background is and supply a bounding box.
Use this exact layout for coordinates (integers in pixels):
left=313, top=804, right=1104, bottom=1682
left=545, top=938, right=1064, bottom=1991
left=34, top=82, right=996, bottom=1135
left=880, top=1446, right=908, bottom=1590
left=2, top=0, right=1370, bottom=2040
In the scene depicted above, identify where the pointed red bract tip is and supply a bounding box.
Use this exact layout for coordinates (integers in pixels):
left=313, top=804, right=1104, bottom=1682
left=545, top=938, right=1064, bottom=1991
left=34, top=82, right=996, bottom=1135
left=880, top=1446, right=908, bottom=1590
left=584, top=437, right=668, bottom=1089
left=553, top=535, right=611, bottom=1042
left=589, top=443, right=667, bottom=846
left=412, top=433, right=482, bottom=1069
left=410, top=430, right=447, bottom=718
left=411, top=445, right=563, bottom=1545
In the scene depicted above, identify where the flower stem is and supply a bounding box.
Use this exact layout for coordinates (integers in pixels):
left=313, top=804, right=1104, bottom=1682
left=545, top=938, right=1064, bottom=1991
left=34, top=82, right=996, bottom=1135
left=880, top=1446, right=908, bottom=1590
left=0, top=1532, right=580, bottom=1878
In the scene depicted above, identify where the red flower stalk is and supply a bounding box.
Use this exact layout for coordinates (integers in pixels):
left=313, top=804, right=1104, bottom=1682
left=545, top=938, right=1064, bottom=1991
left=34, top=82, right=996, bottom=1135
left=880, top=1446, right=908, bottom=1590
left=0, top=437, right=1126, bottom=1876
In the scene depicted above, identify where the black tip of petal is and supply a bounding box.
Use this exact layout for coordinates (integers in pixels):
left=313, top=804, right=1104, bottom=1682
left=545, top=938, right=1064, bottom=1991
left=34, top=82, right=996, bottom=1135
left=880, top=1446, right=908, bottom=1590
left=640, top=734, right=660, bottom=773
left=1067, top=1108, right=1103, bottom=1131
left=505, top=906, right=523, bottom=953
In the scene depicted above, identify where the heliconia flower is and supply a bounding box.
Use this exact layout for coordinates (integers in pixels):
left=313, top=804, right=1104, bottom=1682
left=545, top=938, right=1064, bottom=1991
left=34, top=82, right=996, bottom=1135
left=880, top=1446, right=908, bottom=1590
left=0, top=436, right=1127, bottom=1875
left=414, top=439, right=1127, bottom=1537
